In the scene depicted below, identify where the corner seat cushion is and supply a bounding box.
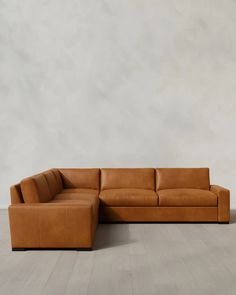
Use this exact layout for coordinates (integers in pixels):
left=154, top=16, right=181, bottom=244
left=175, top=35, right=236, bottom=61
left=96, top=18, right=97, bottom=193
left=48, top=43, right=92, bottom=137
left=53, top=189, right=99, bottom=204
left=53, top=194, right=98, bottom=203
left=61, top=188, right=99, bottom=196
left=51, top=190, right=99, bottom=219
left=157, top=188, right=217, bottom=207
left=99, top=189, right=158, bottom=207
left=57, top=189, right=99, bottom=210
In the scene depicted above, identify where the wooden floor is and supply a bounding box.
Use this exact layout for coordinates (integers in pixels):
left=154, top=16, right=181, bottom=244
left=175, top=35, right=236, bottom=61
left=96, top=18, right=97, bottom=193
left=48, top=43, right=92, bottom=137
left=1, top=210, right=236, bottom=295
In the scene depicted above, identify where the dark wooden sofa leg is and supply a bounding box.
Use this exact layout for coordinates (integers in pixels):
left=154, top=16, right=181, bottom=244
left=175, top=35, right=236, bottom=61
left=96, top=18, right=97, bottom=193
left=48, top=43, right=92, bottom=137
left=76, top=247, right=92, bottom=251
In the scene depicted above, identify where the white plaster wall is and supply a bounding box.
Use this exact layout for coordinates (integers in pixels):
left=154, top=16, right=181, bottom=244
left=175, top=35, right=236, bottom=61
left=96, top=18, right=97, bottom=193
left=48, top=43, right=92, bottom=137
left=0, top=0, right=236, bottom=208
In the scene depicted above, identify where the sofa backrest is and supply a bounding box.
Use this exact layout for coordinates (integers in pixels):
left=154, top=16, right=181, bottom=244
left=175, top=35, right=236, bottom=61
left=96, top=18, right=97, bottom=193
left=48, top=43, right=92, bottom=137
left=10, top=184, right=24, bottom=204
left=58, top=168, right=100, bottom=190
left=156, top=168, right=210, bottom=191
left=20, top=174, right=52, bottom=203
left=101, top=168, right=155, bottom=190
left=52, top=168, right=63, bottom=191
left=43, top=169, right=62, bottom=196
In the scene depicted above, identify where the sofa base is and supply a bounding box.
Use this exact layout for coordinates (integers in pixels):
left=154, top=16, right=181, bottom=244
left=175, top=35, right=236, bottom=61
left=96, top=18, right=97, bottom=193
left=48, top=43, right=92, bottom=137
left=100, top=206, right=219, bottom=222
left=8, top=204, right=96, bottom=251
left=100, top=221, right=220, bottom=224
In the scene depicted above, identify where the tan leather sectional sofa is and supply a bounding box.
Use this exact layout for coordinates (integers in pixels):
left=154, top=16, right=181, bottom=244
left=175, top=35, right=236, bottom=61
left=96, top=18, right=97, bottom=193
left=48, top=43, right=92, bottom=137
left=8, top=168, right=230, bottom=250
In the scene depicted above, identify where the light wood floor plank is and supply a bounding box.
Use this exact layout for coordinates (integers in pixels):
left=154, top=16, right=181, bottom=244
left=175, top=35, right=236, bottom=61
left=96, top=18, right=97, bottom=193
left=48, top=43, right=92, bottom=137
left=18, top=251, right=61, bottom=295
left=65, top=251, right=94, bottom=295
left=40, top=252, right=77, bottom=295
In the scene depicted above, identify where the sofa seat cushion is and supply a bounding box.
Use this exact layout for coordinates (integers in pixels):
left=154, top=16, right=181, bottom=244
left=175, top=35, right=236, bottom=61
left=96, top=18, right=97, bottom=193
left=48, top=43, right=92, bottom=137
left=53, top=189, right=99, bottom=204
left=99, top=189, right=158, bottom=207
left=61, top=188, right=99, bottom=196
left=51, top=191, right=99, bottom=217
left=50, top=198, right=93, bottom=205
left=158, top=189, right=217, bottom=207
left=53, top=194, right=97, bottom=203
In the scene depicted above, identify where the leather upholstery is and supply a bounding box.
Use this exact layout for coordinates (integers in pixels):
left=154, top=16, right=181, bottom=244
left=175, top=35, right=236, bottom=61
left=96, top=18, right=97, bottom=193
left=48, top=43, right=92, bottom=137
left=8, top=203, right=95, bottom=248
left=158, top=188, right=217, bottom=207
left=211, top=185, right=230, bottom=222
left=61, top=188, right=99, bottom=195
left=100, top=207, right=218, bottom=222
left=52, top=191, right=99, bottom=222
left=156, top=168, right=210, bottom=190
left=9, top=167, right=230, bottom=250
left=59, top=168, right=100, bottom=190
left=52, top=190, right=99, bottom=222
left=10, top=184, right=24, bottom=204
left=20, top=174, right=52, bottom=203
left=43, top=170, right=61, bottom=196
left=52, top=193, right=98, bottom=203
left=101, top=168, right=155, bottom=190
left=52, top=168, right=63, bottom=191
left=99, top=189, right=158, bottom=207
left=12, top=169, right=100, bottom=248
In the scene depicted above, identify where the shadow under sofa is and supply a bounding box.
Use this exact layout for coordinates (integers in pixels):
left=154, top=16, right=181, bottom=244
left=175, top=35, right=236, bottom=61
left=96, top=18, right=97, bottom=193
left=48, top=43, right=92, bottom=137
left=8, top=168, right=230, bottom=250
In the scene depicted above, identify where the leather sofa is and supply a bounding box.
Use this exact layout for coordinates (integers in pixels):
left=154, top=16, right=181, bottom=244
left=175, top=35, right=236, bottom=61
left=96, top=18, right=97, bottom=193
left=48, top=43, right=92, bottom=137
left=8, top=168, right=230, bottom=250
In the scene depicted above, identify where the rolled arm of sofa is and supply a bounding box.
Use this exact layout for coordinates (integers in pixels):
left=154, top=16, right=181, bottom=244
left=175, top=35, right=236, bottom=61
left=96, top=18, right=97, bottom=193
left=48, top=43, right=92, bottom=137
left=210, top=185, right=230, bottom=222
left=8, top=203, right=93, bottom=249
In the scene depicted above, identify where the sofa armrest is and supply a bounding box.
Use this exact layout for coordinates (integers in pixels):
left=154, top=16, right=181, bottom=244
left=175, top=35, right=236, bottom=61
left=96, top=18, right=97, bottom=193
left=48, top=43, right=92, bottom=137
left=210, top=185, right=230, bottom=222
left=8, top=203, right=93, bottom=248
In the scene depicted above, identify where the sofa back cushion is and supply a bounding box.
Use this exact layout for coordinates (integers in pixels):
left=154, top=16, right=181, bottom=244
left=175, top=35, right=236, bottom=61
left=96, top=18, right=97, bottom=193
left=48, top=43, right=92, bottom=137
left=101, top=168, right=155, bottom=190
left=52, top=168, right=63, bottom=191
left=156, top=168, right=210, bottom=191
left=43, top=170, right=62, bottom=196
left=10, top=184, right=24, bottom=204
left=20, top=174, right=52, bottom=203
left=58, top=168, right=100, bottom=190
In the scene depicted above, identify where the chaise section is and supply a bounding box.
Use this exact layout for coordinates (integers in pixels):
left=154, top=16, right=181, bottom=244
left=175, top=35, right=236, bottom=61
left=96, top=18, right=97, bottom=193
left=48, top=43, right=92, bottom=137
left=158, top=188, right=217, bottom=207
left=100, top=189, right=158, bottom=207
